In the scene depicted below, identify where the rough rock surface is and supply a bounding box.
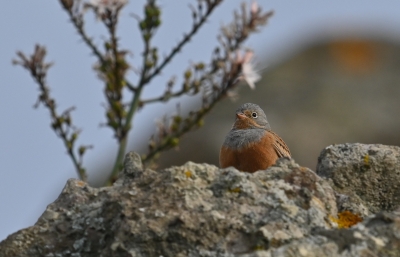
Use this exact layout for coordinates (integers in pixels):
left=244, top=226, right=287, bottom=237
left=316, top=143, right=400, bottom=217
left=1, top=143, right=400, bottom=257
left=266, top=209, right=400, bottom=257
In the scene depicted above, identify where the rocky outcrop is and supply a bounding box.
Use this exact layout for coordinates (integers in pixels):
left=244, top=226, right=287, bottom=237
left=317, top=143, right=400, bottom=217
left=1, top=143, right=400, bottom=257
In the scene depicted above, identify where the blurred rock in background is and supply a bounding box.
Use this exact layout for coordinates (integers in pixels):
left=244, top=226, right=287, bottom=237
left=156, top=38, right=400, bottom=170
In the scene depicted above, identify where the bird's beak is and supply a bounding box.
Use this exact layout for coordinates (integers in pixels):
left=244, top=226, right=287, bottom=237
left=236, top=113, right=246, bottom=120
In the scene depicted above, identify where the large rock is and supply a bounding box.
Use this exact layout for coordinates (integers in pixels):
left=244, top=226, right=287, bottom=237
left=2, top=144, right=400, bottom=257
left=0, top=154, right=336, bottom=257
left=316, top=143, right=400, bottom=216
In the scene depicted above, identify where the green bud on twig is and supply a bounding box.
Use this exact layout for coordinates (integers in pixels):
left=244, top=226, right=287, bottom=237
left=139, top=21, right=147, bottom=30
left=145, top=60, right=154, bottom=69
left=173, top=115, right=182, bottom=124
left=104, top=42, right=111, bottom=50
left=170, top=123, right=179, bottom=132
left=78, top=146, right=86, bottom=156
left=71, top=132, right=78, bottom=143
left=195, top=62, right=205, bottom=70
left=60, top=0, right=73, bottom=10
left=197, top=119, right=204, bottom=127
left=168, top=137, right=179, bottom=147
left=184, top=70, right=192, bottom=79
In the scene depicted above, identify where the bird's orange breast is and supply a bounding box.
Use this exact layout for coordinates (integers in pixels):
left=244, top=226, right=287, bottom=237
left=219, top=132, right=280, bottom=173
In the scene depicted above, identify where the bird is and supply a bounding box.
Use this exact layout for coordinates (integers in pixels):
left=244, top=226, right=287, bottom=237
left=219, top=103, right=291, bottom=173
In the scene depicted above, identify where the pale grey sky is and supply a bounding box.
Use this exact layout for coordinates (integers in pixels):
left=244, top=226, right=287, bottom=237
left=2, top=0, right=400, bottom=240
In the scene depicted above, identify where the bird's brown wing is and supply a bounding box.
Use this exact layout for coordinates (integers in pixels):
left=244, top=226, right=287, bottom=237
left=269, top=131, right=291, bottom=158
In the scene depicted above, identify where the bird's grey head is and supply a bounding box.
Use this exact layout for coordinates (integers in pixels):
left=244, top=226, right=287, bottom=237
left=233, top=103, right=271, bottom=130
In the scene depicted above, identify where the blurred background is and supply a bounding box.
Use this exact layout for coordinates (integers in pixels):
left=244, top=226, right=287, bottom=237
left=2, top=0, right=400, bottom=240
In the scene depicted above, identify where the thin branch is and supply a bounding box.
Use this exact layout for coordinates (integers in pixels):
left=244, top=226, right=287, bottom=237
left=67, top=9, right=106, bottom=63
left=142, top=90, right=222, bottom=164
left=141, top=89, right=186, bottom=104
left=126, top=81, right=137, bottom=92
left=141, top=65, right=210, bottom=105
left=13, top=46, right=88, bottom=181
left=144, top=0, right=222, bottom=84
left=66, top=8, right=138, bottom=94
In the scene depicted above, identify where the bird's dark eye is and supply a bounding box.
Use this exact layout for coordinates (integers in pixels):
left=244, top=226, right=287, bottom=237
left=252, top=112, right=258, bottom=118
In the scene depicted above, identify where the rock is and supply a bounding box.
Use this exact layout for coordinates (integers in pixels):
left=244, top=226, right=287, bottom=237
left=316, top=143, right=400, bottom=216
left=0, top=156, right=336, bottom=256
left=266, top=209, right=400, bottom=257
left=113, top=151, right=144, bottom=186
left=2, top=145, right=400, bottom=256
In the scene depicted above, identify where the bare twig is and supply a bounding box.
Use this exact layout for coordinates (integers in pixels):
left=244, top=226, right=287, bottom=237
left=67, top=10, right=106, bottom=63
left=64, top=3, right=137, bottom=94
left=13, top=45, right=90, bottom=181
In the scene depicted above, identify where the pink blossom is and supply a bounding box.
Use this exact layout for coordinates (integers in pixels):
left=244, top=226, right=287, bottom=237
left=251, top=1, right=259, bottom=16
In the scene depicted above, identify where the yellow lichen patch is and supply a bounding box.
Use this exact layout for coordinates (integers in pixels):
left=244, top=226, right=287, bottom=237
left=299, top=167, right=309, bottom=172
left=229, top=187, right=241, bottom=193
left=364, top=154, right=370, bottom=166
left=362, top=154, right=371, bottom=170
left=330, top=211, right=363, bottom=228
left=253, top=245, right=265, bottom=251
left=364, top=154, right=369, bottom=164
left=184, top=170, right=193, bottom=178
left=76, top=180, right=86, bottom=187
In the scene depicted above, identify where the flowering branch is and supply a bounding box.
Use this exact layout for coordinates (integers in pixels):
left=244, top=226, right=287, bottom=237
left=144, top=0, right=223, bottom=84
left=106, top=0, right=225, bottom=183
left=15, top=0, right=272, bottom=185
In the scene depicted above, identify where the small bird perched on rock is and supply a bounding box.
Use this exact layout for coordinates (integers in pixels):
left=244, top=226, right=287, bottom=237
left=219, top=103, right=291, bottom=173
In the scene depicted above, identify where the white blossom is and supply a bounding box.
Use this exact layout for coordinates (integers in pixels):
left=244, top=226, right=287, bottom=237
left=235, top=50, right=261, bottom=89
left=88, top=0, right=127, bottom=18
